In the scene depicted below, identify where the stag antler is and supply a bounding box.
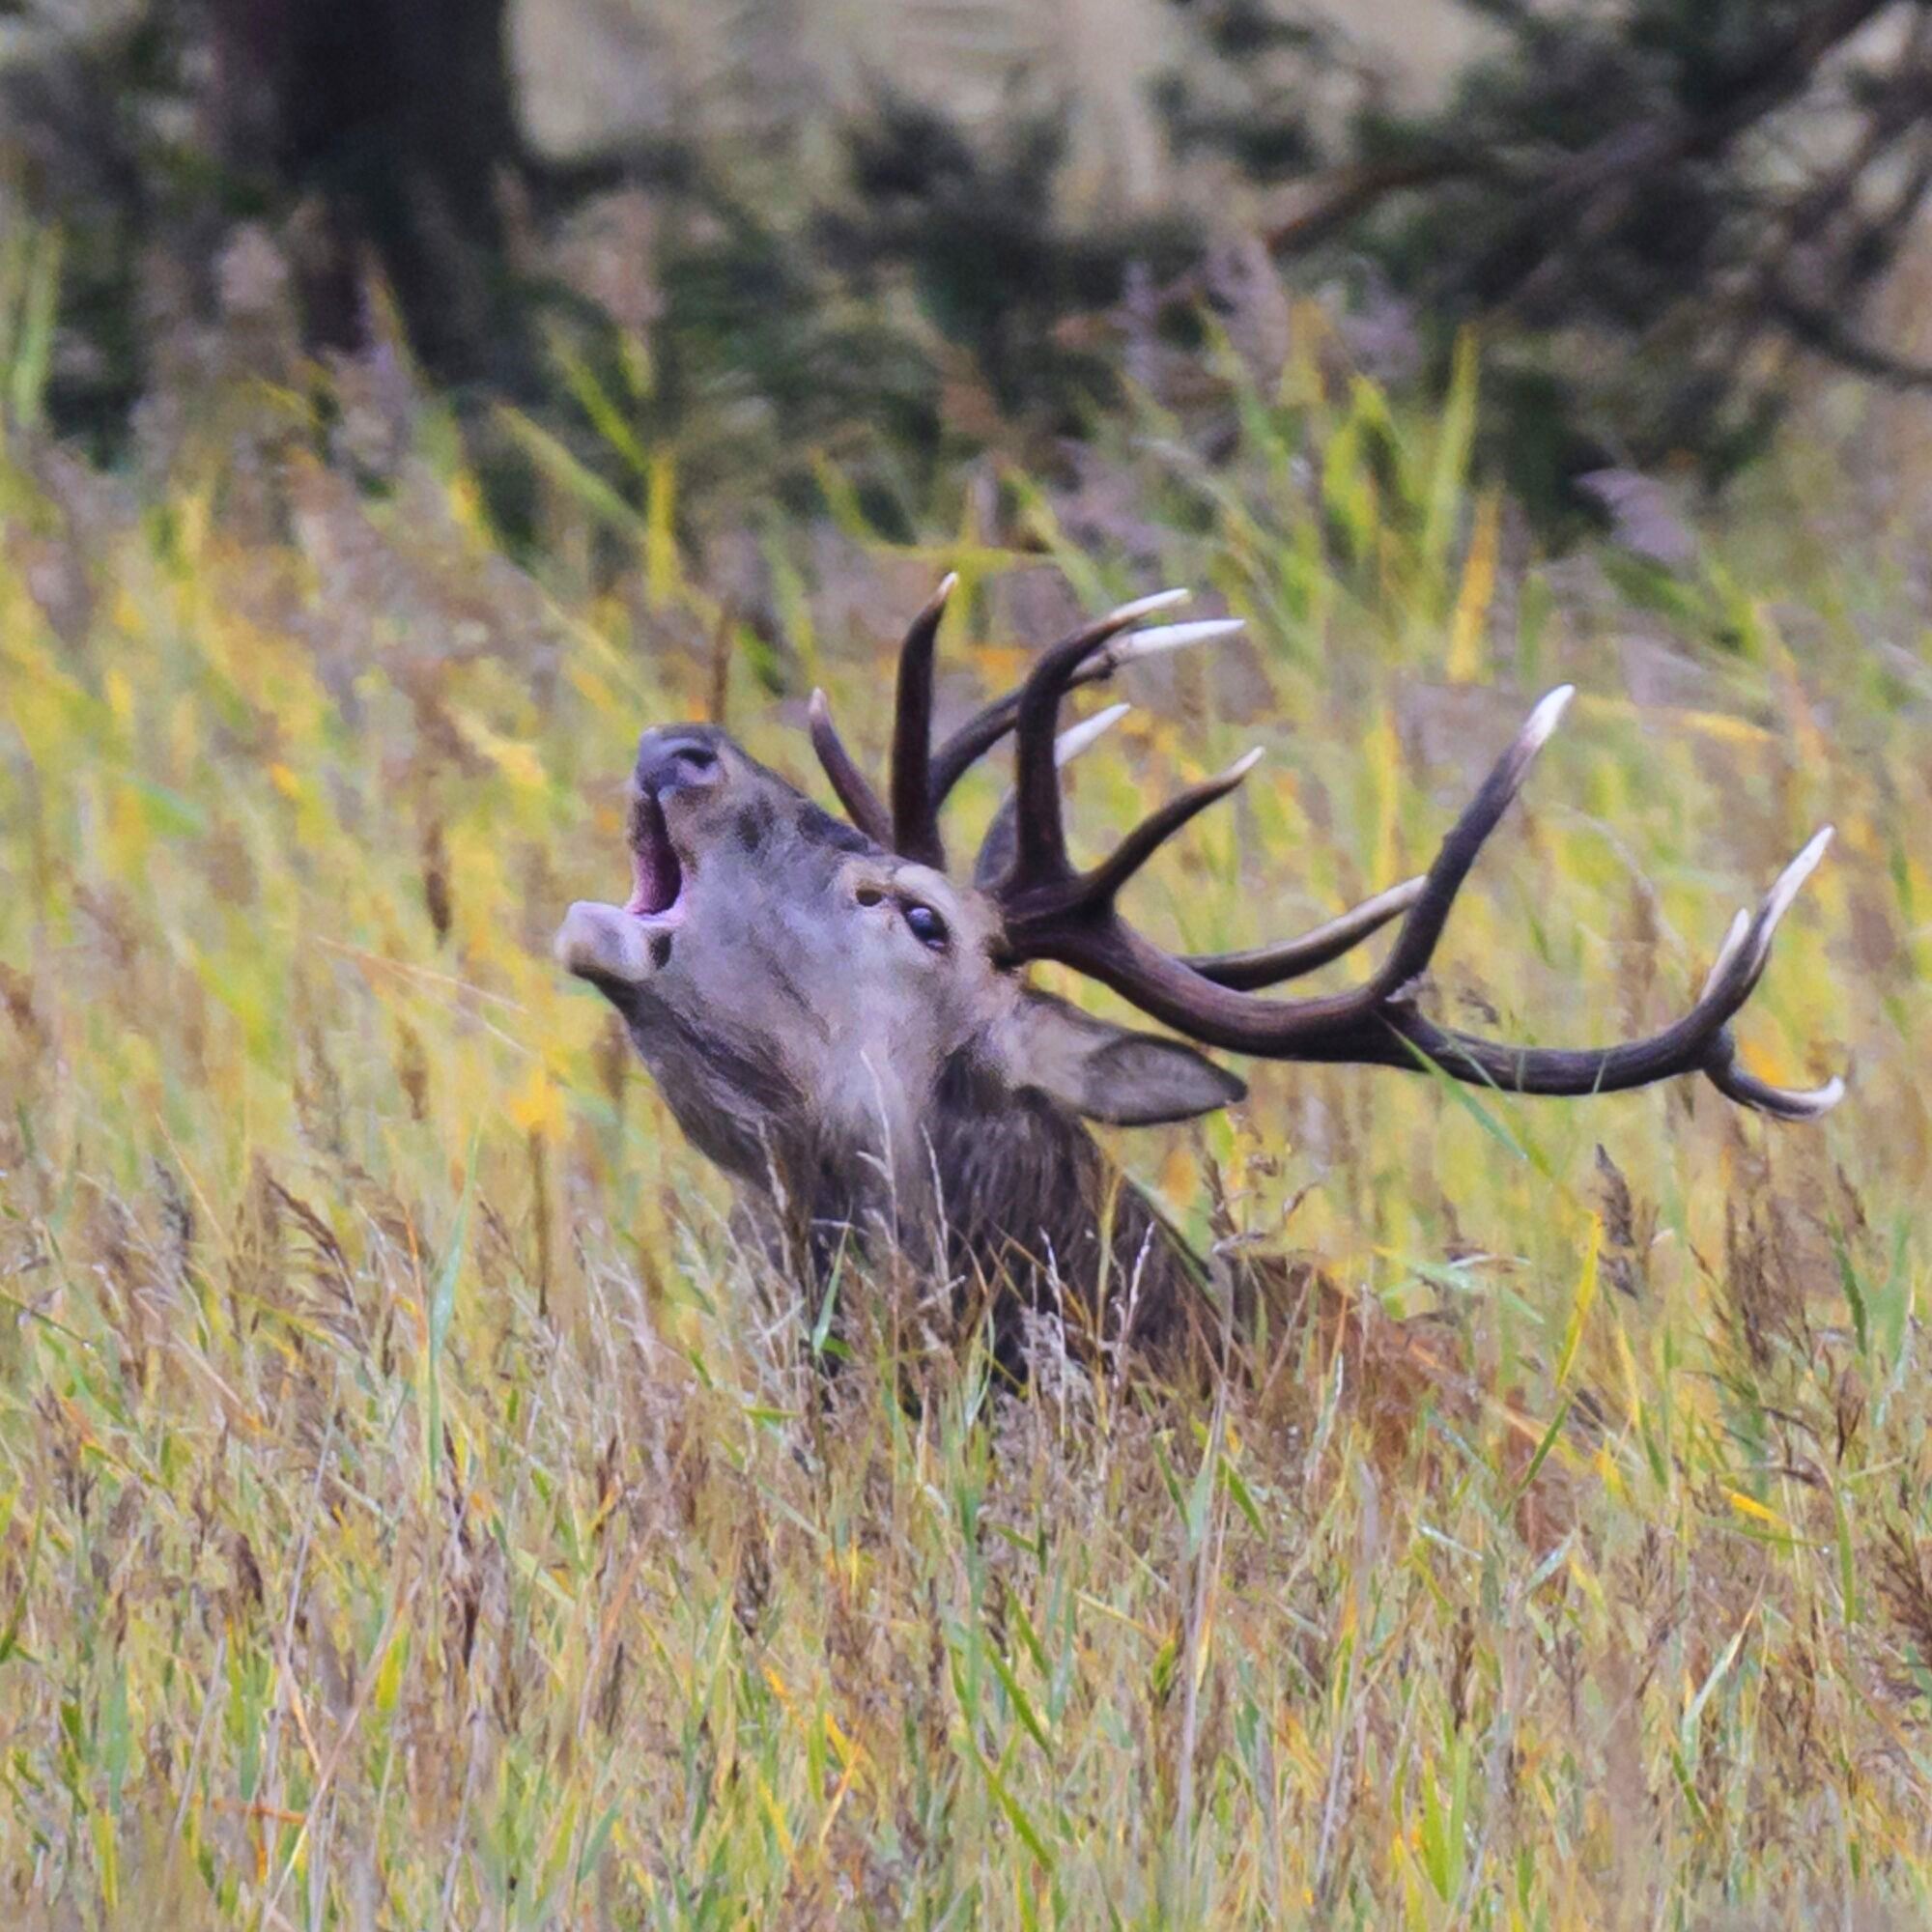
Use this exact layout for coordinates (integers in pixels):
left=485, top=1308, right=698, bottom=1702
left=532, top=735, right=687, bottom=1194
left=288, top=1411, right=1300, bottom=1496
left=982, top=619, right=1842, bottom=1120
left=810, top=582, right=1424, bottom=983
left=810, top=577, right=1840, bottom=1118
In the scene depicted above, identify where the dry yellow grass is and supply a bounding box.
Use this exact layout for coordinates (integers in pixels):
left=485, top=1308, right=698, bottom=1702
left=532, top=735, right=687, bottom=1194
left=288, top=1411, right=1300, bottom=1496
left=0, top=341, right=1924, bottom=1929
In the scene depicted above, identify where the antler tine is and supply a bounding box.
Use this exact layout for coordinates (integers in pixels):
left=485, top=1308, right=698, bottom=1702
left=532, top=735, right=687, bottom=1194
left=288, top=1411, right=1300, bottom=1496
left=808, top=690, right=893, bottom=847
left=1183, top=876, right=1428, bottom=988
left=983, top=692, right=1413, bottom=987
left=1026, top=748, right=1264, bottom=915
left=1704, top=1046, right=1845, bottom=1120
left=927, top=607, right=1243, bottom=810
left=998, top=684, right=1572, bottom=1033
left=809, top=580, right=1233, bottom=860
left=974, top=703, right=1129, bottom=890
left=999, top=609, right=1251, bottom=895
left=1683, top=895, right=1842, bottom=1118
left=1004, top=610, right=1173, bottom=894
left=1366, top=686, right=1574, bottom=1000
left=888, top=573, right=956, bottom=867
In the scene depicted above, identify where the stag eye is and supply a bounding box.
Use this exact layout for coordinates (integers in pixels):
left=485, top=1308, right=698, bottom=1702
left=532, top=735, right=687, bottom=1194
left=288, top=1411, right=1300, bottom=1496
left=901, top=901, right=949, bottom=951
left=854, top=884, right=885, bottom=907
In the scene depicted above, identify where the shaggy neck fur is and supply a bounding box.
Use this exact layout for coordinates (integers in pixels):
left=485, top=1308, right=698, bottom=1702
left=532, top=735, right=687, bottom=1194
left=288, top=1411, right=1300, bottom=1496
left=710, top=1037, right=1209, bottom=1366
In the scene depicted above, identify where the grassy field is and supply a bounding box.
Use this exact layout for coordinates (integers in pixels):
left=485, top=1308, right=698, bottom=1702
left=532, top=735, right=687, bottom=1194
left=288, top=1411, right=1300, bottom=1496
left=0, top=327, right=1925, bottom=1929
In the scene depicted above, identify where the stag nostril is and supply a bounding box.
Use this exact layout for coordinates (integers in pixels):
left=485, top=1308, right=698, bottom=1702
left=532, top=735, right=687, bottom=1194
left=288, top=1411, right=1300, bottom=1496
left=634, top=730, right=722, bottom=796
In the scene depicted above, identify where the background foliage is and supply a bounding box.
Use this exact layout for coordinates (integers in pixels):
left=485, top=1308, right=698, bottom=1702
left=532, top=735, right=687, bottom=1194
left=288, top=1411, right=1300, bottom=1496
left=0, top=270, right=1927, bottom=1925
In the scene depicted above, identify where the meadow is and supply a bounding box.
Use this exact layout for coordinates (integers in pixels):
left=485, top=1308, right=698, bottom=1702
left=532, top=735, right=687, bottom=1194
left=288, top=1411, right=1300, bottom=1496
left=0, top=308, right=1925, bottom=1928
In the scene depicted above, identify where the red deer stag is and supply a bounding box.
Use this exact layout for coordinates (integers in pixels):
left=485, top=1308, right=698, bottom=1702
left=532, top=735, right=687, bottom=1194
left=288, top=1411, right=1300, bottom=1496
left=556, top=581, right=1840, bottom=1359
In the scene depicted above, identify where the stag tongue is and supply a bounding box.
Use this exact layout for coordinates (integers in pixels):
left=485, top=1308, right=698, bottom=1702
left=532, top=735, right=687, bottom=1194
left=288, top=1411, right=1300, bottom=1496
left=625, top=793, right=683, bottom=917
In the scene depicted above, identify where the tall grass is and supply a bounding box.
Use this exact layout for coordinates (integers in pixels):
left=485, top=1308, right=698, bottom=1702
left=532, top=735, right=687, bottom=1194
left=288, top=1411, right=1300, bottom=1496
left=0, top=315, right=1924, bottom=1929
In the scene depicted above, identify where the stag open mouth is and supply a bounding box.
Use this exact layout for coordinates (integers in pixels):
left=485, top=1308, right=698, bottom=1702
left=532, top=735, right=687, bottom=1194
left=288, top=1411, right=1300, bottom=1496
left=625, top=789, right=685, bottom=921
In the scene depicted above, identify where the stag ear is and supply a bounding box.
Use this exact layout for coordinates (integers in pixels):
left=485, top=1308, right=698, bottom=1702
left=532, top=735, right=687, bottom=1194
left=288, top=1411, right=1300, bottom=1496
left=1008, top=991, right=1246, bottom=1125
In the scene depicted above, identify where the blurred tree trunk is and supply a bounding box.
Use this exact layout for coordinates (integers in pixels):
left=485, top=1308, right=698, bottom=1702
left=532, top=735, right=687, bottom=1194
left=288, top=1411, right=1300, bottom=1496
left=207, top=0, right=526, bottom=386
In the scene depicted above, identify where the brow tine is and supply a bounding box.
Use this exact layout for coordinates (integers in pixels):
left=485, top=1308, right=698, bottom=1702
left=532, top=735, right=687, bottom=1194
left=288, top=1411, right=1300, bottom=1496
left=808, top=689, right=893, bottom=846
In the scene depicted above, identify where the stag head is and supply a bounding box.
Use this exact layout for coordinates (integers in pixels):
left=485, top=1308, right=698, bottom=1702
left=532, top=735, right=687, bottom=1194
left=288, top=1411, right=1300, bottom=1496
left=558, top=577, right=1841, bottom=1331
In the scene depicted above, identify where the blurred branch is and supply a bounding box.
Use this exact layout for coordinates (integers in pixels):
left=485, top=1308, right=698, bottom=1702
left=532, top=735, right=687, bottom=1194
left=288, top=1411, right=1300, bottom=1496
left=1259, top=154, right=1479, bottom=256
left=1448, top=0, right=1898, bottom=313
left=1772, top=288, right=1932, bottom=386
left=1235, top=0, right=1905, bottom=298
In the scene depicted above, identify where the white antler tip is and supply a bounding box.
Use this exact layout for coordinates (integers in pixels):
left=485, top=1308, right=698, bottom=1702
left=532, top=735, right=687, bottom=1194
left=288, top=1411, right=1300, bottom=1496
left=1763, top=1073, right=1847, bottom=1120
left=1053, top=702, right=1131, bottom=766
left=808, top=687, right=831, bottom=720
left=1734, top=826, right=1834, bottom=986
left=1700, top=908, right=1752, bottom=997
left=935, top=570, right=960, bottom=600
left=1764, top=826, right=1833, bottom=928
left=1107, top=587, right=1192, bottom=624
left=1801, top=1075, right=1848, bottom=1115
left=1222, top=747, right=1265, bottom=782
left=1121, top=616, right=1246, bottom=662
left=1522, top=685, right=1576, bottom=751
